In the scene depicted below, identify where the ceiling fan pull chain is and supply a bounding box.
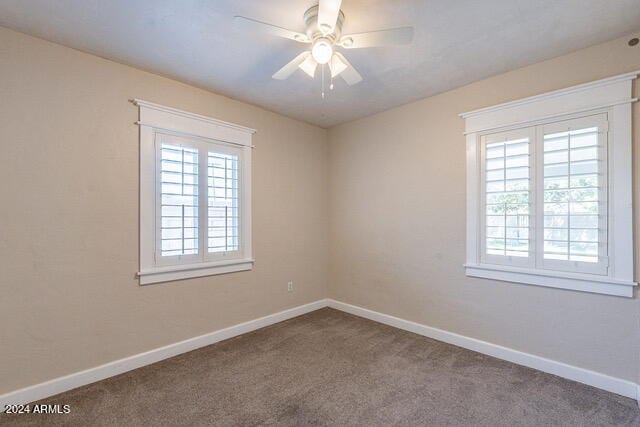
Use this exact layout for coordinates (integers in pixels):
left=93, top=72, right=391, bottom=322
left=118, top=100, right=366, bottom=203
left=329, top=62, right=334, bottom=91
left=322, top=64, right=325, bottom=99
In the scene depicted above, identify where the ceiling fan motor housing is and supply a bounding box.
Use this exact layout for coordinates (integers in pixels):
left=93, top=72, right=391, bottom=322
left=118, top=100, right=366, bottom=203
left=303, top=5, right=345, bottom=43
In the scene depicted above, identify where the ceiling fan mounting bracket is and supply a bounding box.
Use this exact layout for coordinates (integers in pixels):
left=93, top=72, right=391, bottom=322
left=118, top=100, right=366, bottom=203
left=303, top=5, right=345, bottom=43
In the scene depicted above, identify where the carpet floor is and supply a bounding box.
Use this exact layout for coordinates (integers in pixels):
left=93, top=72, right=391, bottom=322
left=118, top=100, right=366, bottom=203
left=2, top=307, right=639, bottom=426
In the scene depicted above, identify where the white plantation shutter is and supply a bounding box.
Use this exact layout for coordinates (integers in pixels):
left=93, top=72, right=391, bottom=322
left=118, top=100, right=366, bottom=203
left=481, top=128, right=533, bottom=267
left=479, top=115, right=609, bottom=275
left=208, top=151, right=240, bottom=254
left=154, top=133, right=244, bottom=266
left=539, top=114, right=608, bottom=274
left=158, top=141, right=199, bottom=260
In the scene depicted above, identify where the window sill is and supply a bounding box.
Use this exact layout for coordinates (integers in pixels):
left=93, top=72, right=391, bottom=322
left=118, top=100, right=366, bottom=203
left=138, top=258, right=254, bottom=285
left=464, top=263, right=636, bottom=297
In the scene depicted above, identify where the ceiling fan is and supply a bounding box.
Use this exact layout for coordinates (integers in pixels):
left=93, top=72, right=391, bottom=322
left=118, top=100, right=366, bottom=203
left=234, top=0, right=414, bottom=94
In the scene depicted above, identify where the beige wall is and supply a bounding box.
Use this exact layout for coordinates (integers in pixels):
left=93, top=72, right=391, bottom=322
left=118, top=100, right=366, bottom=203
left=0, top=27, right=328, bottom=393
left=328, top=32, right=640, bottom=382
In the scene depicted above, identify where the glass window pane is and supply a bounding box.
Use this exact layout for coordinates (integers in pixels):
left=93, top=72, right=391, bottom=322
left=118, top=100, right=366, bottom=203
left=486, top=169, right=504, bottom=181
left=486, top=226, right=505, bottom=238
left=570, top=160, right=598, bottom=175
left=544, top=229, right=568, bottom=241
left=570, top=201, right=598, bottom=214
left=505, top=179, right=528, bottom=191
left=544, top=134, right=568, bottom=151
left=571, top=215, right=599, bottom=228
left=544, top=202, right=569, bottom=215
left=486, top=181, right=504, bottom=192
left=570, top=129, right=597, bottom=148
left=544, top=215, right=568, bottom=228
left=506, top=227, right=528, bottom=239
left=505, top=215, right=529, bottom=227
left=486, top=216, right=504, bottom=227
left=570, top=174, right=598, bottom=188
left=505, top=155, right=528, bottom=168
left=486, top=238, right=505, bottom=250
left=486, top=158, right=504, bottom=170
left=544, top=176, right=568, bottom=190
left=544, top=163, right=568, bottom=177
left=569, top=242, right=598, bottom=256
left=505, top=239, right=528, bottom=252
left=544, top=150, right=568, bottom=164
left=571, top=147, right=598, bottom=162
left=505, top=167, right=529, bottom=180
left=570, top=229, right=598, bottom=242
left=505, top=141, right=528, bottom=156
left=544, top=240, right=568, bottom=254
left=486, top=145, right=504, bottom=159
left=570, top=188, right=598, bottom=202
left=544, top=190, right=569, bottom=203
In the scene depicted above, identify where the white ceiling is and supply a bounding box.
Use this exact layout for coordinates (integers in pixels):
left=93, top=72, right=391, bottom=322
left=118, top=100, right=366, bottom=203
left=1, top=1, right=639, bottom=128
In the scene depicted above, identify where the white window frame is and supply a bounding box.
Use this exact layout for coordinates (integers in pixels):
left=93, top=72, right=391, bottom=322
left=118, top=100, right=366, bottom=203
left=461, top=71, right=637, bottom=297
left=134, top=99, right=255, bottom=285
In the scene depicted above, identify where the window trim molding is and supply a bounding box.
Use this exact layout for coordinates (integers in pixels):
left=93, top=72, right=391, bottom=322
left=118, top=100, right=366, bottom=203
left=461, top=71, right=638, bottom=297
left=133, top=99, right=255, bottom=285
left=463, top=264, right=636, bottom=298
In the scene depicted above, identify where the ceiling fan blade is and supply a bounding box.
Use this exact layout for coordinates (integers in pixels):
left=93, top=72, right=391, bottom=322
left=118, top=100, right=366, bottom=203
left=299, top=55, right=318, bottom=78
left=338, top=26, right=414, bottom=49
left=329, top=54, right=348, bottom=78
left=334, top=53, right=362, bottom=85
left=234, top=16, right=309, bottom=43
left=317, top=0, right=342, bottom=35
left=272, top=52, right=311, bottom=80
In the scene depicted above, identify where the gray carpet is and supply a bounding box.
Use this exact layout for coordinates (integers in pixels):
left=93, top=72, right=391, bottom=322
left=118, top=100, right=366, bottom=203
left=2, top=308, right=639, bottom=426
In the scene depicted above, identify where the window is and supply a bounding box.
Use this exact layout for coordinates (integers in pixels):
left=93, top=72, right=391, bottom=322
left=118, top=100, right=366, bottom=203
left=462, top=72, right=636, bottom=297
left=155, top=134, right=242, bottom=264
left=135, top=100, right=254, bottom=285
left=480, top=115, right=609, bottom=275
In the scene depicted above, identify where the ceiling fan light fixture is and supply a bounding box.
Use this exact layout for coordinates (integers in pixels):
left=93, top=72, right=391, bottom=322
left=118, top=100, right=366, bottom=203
left=311, top=38, right=333, bottom=64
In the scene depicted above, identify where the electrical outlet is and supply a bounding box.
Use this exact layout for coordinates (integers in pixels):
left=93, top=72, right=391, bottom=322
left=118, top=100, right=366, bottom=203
left=287, top=281, right=294, bottom=292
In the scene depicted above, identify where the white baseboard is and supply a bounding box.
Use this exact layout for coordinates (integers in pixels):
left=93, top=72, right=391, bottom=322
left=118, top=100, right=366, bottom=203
left=0, top=299, right=329, bottom=406
left=3, top=297, right=637, bottom=407
left=326, top=299, right=639, bottom=400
